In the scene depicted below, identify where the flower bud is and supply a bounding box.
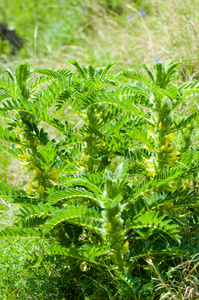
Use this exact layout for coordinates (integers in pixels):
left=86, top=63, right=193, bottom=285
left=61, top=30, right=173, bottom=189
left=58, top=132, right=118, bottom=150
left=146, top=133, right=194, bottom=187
left=159, top=122, right=163, bottom=130
left=38, top=186, right=45, bottom=194
left=122, top=240, right=129, bottom=251
left=167, top=133, right=174, bottom=142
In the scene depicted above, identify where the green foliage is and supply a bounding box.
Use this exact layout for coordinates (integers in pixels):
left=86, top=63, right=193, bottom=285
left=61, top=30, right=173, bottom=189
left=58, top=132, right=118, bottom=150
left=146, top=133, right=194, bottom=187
left=0, top=60, right=199, bottom=298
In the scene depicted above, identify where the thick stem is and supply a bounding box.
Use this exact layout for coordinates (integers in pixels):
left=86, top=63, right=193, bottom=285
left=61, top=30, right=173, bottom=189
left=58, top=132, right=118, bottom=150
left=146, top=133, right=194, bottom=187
left=157, top=126, right=166, bottom=171
left=103, top=204, right=125, bottom=272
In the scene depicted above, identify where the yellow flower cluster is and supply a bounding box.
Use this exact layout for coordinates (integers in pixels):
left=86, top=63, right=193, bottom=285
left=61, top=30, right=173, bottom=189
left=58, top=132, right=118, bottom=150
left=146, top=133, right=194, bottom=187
left=18, top=149, right=59, bottom=196
left=143, top=129, right=179, bottom=178
left=17, top=121, right=40, bottom=148
left=76, top=111, right=83, bottom=117
left=100, top=140, right=106, bottom=147
left=27, top=184, right=33, bottom=195
left=33, top=165, right=42, bottom=177
left=84, top=133, right=90, bottom=138
left=167, top=152, right=179, bottom=166
left=18, top=151, right=32, bottom=162
left=143, top=157, right=157, bottom=179
left=167, top=133, right=174, bottom=142
left=159, top=134, right=179, bottom=166
left=122, top=240, right=129, bottom=251
left=160, top=140, right=177, bottom=153
left=25, top=167, right=59, bottom=196
left=76, top=154, right=90, bottom=166
left=26, top=182, right=45, bottom=195
left=38, top=185, right=45, bottom=194
left=48, top=168, right=59, bottom=181
left=147, top=125, right=155, bottom=139
left=15, top=119, right=61, bottom=197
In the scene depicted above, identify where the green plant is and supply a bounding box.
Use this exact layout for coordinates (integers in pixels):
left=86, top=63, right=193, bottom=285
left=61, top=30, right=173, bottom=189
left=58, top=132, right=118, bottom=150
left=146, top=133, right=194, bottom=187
left=0, top=60, right=199, bottom=298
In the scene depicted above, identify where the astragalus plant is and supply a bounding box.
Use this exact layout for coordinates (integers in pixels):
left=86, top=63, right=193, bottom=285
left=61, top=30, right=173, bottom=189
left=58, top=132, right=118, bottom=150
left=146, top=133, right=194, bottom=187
left=0, top=60, right=199, bottom=298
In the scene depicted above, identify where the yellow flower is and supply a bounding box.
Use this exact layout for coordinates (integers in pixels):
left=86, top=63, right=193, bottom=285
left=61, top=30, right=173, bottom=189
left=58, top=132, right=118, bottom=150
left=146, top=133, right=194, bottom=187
left=159, top=122, right=163, bottom=130
left=82, top=155, right=89, bottom=163
left=169, top=184, right=177, bottom=190
left=167, top=133, right=174, bottom=142
left=27, top=185, right=33, bottom=195
left=167, top=146, right=173, bottom=152
left=29, top=181, right=33, bottom=188
left=168, top=152, right=179, bottom=165
left=146, top=168, right=156, bottom=178
left=76, top=161, right=84, bottom=166
left=170, top=152, right=179, bottom=161
left=143, top=157, right=149, bottom=166
left=38, top=186, right=45, bottom=194
left=18, top=152, right=31, bottom=162
left=144, top=145, right=150, bottom=151
left=161, top=145, right=165, bottom=151
left=34, top=167, right=42, bottom=176
left=84, top=133, right=89, bottom=138
left=166, top=145, right=176, bottom=152
left=16, top=126, right=22, bottom=132
left=182, top=185, right=186, bottom=191
left=122, top=240, right=129, bottom=251
left=164, top=139, right=169, bottom=149
left=76, top=111, right=82, bottom=117
left=147, top=130, right=152, bottom=138
left=49, top=168, right=59, bottom=181
left=100, top=141, right=106, bottom=147
left=16, top=145, right=24, bottom=149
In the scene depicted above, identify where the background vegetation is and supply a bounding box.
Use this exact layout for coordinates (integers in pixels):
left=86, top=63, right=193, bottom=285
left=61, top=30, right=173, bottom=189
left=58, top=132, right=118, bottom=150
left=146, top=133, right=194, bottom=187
left=0, top=0, right=199, bottom=299
left=1, top=0, right=199, bottom=76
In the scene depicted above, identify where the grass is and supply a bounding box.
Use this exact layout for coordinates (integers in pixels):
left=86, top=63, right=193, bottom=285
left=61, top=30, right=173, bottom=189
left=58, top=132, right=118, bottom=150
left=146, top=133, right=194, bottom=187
left=0, top=0, right=199, bottom=75
left=0, top=0, right=199, bottom=299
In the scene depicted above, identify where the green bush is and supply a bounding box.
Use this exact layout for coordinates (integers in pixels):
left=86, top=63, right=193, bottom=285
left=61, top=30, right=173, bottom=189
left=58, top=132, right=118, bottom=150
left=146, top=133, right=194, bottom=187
left=0, top=60, right=199, bottom=298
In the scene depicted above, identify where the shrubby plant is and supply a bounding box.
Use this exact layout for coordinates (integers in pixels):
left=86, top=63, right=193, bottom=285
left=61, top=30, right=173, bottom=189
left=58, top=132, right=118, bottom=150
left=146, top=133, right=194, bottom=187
left=0, top=60, right=199, bottom=298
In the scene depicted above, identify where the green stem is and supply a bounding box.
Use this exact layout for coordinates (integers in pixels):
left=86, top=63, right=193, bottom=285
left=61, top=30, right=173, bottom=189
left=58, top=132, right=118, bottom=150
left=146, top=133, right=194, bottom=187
left=103, top=204, right=125, bottom=272
left=157, top=119, right=166, bottom=172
